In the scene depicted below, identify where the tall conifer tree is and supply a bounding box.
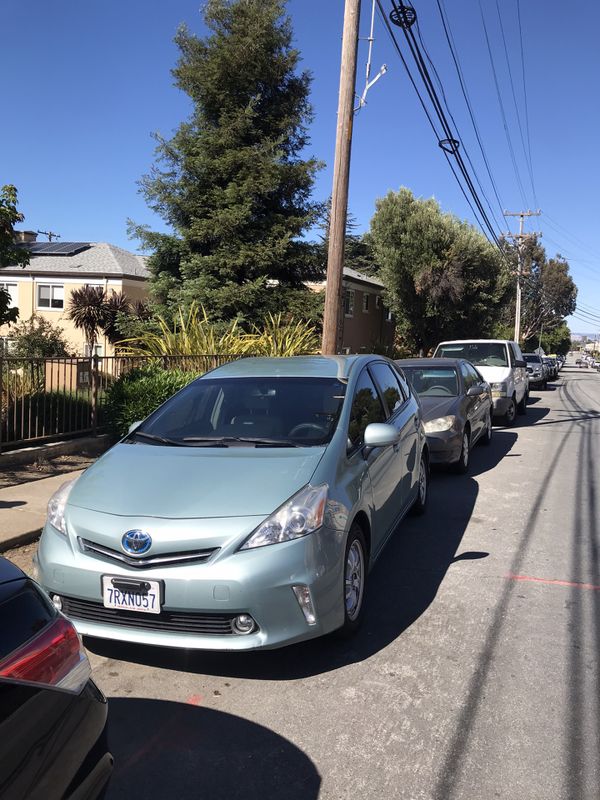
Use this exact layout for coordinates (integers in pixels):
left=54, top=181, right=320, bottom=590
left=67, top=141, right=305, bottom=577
left=133, top=0, right=323, bottom=325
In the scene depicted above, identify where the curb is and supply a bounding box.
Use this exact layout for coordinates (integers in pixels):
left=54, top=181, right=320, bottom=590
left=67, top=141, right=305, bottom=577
left=0, top=528, right=42, bottom=553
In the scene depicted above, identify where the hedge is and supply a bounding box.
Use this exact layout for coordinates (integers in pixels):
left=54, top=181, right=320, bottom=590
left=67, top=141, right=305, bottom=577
left=102, top=365, right=200, bottom=437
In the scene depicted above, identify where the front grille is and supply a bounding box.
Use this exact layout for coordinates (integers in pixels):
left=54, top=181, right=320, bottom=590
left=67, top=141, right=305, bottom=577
left=61, top=596, right=242, bottom=635
left=78, top=537, right=219, bottom=569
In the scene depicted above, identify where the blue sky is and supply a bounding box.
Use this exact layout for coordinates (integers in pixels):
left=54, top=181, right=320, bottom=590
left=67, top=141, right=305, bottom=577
left=2, top=0, right=599, bottom=334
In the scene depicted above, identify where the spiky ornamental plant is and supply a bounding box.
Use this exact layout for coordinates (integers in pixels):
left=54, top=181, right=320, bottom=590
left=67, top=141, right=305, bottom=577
left=130, top=0, right=323, bottom=326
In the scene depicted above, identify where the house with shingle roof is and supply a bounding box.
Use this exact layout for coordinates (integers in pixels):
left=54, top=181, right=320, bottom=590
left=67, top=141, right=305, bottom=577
left=0, top=232, right=150, bottom=356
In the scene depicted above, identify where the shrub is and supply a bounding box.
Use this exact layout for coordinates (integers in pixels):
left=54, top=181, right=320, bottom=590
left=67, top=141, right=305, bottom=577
left=103, top=365, right=199, bottom=437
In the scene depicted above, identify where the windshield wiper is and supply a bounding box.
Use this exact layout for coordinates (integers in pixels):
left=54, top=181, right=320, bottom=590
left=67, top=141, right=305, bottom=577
left=181, top=435, right=302, bottom=447
left=128, top=431, right=187, bottom=447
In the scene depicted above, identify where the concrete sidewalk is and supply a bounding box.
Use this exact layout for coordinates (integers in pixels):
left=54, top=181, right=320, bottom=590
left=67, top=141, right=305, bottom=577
left=0, top=471, right=82, bottom=551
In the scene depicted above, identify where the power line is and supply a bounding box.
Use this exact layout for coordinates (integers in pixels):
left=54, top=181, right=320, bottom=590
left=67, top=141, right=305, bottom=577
left=374, top=0, right=499, bottom=244
left=435, top=0, right=505, bottom=217
left=384, top=1, right=503, bottom=248
left=494, top=0, right=537, bottom=204
left=413, top=15, right=503, bottom=231
left=478, top=0, right=529, bottom=207
left=516, top=0, right=536, bottom=205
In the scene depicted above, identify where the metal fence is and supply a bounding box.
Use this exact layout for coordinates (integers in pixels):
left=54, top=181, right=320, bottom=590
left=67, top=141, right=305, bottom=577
left=0, top=354, right=233, bottom=451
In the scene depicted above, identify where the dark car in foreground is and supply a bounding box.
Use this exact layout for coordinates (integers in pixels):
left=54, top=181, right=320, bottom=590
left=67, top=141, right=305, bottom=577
left=396, top=358, right=492, bottom=473
left=0, top=557, right=112, bottom=800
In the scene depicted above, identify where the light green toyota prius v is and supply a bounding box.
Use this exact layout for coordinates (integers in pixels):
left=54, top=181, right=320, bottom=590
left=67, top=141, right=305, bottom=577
left=36, top=355, right=429, bottom=651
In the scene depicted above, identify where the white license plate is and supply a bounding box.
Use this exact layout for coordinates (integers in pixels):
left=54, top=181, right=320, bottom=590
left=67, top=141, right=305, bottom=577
left=102, top=576, right=162, bottom=615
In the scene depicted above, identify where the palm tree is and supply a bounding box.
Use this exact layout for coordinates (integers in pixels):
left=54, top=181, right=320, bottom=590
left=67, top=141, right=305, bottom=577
left=67, top=287, right=132, bottom=353
left=67, top=286, right=107, bottom=355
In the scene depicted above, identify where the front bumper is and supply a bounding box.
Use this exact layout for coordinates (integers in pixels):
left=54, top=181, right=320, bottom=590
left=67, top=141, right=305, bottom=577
left=491, top=396, right=512, bottom=416
left=37, top=520, right=346, bottom=651
left=425, top=430, right=463, bottom=464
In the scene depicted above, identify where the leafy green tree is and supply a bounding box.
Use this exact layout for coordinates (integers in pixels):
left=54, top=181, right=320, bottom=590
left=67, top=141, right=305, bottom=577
left=131, top=0, right=323, bottom=327
left=498, top=236, right=577, bottom=345
left=10, top=315, right=72, bottom=358
left=0, top=184, right=29, bottom=326
left=369, top=188, right=510, bottom=353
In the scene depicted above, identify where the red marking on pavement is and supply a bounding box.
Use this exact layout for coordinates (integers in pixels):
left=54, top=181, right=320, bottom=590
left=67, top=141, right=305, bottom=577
left=507, top=573, right=600, bottom=591
left=186, top=693, right=203, bottom=705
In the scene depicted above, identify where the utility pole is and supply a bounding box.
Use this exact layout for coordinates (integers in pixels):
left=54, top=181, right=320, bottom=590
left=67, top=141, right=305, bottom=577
left=322, top=0, right=362, bottom=355
left=503, top=209, right=541, bottom=343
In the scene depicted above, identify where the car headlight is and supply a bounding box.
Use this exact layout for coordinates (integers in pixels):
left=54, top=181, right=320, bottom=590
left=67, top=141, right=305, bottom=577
left=240, top=484, right=328, bottom=550
left=490, top=382, right=508, bottom=395
left=47, top=479, right=77, bottom=535
left=423, top=416, right=455, bottom=433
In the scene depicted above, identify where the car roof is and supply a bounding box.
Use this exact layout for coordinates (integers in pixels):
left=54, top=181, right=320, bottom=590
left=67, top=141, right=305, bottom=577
left=203, top=355, right=382, bottom=382
left=436, top=339, right=514, bottom=345
left=0, top=556, right=26, bottom=584
left=396, top=358, right=463, bottom=368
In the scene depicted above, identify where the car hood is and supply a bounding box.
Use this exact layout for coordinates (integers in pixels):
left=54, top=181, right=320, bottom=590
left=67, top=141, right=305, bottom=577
left=68, top=443, right=327, bottom=519
left=474, top=365, right=511, bottom=383
left=419, top=396, right=460, bottom=422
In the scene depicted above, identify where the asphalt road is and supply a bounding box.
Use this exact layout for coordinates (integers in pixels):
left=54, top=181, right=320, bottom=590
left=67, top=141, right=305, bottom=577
left=13, top=359, right=600, bottom=799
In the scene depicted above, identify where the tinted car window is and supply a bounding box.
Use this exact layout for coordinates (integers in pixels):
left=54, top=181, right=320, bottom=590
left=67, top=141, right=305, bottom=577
left=134, top=377, right=347, bottom=446
left=524, top=354, right=542, bottom=364
left=369, top=363, right=404, bottom=418
left=401, top=366, right=459, bottom=397
left=0, top=580, right=55, bottom=660
left=465, top=363, right=483, bottom=384
left=436, top=342, right=509, bottom=367
left=348, top=370, right=386, bottom=450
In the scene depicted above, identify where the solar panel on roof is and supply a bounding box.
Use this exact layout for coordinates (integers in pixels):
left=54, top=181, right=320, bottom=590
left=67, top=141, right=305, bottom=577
left=16, top=242, right=91, bottom=256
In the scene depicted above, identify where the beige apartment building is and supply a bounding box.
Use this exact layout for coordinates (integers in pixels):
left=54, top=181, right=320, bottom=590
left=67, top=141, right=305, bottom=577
left=0, top=232, right=149, bottom=356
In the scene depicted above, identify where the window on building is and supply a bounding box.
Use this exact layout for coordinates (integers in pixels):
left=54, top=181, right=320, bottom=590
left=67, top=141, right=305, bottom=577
left=344, top=289, right=355, bottom=317
left=37, top=284, right=64, bottom=310
left=386, top=308, right=393, bottom=322
left=362, top=293, right=370, bottom=313
left=0, top=282, right=18, bottom=308
left=83, top=343, right=104, bottom=358
left=375, top=295, right=382, bottom=309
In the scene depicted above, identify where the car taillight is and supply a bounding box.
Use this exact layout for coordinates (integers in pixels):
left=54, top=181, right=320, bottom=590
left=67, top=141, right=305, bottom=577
left=0, top=616, right=91, bottom=693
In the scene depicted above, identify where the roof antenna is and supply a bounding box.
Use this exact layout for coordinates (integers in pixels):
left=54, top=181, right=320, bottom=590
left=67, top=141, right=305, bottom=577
left=37, top=230, right=61, bottom=242
left=355, top=0, right=387, bottom=113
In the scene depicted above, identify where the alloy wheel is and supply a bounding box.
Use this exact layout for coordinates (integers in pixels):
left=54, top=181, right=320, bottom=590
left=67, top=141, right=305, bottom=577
left=345, top=540, right=365, bottom=622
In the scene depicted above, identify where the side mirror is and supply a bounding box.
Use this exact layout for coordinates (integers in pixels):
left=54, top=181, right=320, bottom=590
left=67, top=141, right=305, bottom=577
left=127, top=420, right=143, bottom=435
left=363, top=422, right=400, bottom=457
left=515, top=359, right=526, bottom=368
left=466, top=385, right=483, bottom=397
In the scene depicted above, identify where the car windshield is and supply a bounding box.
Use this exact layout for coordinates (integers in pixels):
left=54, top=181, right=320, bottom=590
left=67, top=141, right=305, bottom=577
left=436, top=342, right=508, bottom=367
left=524, top=354, right=541, bottom=363
left=128, top=376, right=347, bottom=447
left=401, top=367, right=459, bottom=397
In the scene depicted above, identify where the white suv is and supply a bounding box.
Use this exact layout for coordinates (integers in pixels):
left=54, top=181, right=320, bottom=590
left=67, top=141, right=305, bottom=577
left=433, top=339, right=529, bottom=425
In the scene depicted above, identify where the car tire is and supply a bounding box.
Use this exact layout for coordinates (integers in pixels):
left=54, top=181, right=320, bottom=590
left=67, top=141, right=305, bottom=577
left=411, top=452, right=429, bottom=514
left=480, top=412, right=493, bottom=446
left=503, top=396, right=517, bottom=426
left=336, top=523, right=367, bottom=638
left=517, top=392, right=527, bottom=415
left=454, top=429, right=471, bottom=473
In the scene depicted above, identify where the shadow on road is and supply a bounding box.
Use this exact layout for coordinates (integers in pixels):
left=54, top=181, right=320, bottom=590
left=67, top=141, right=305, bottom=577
left=105, top=698, right=320, bottom=800
left=0, top=500, right=26, bottom=509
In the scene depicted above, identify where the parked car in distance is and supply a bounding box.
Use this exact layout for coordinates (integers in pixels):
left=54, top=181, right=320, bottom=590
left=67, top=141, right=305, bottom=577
left=0, top=557, right=112, bottom=800
left=36, top=355, right=429, bottom=651
left=433, top=339, right=528, bottom=425
left=523, top=353, right=547, bottom=390
left=543, top=357, right=558, bottom=380
left=396, top=358, right=492, bottom=473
